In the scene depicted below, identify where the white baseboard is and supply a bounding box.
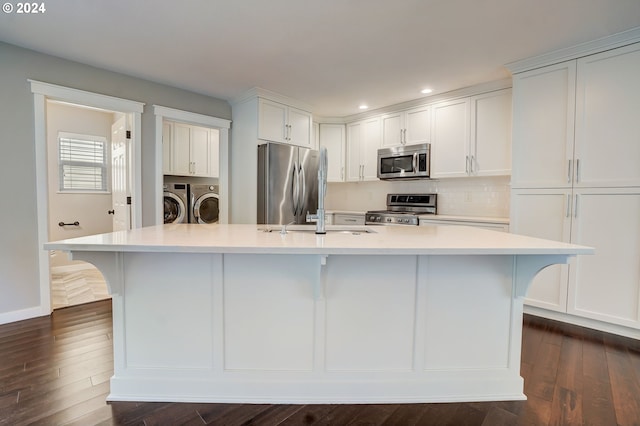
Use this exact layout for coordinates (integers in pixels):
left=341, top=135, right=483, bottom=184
left=0, top=306, right=47, bottom=325
left=524, top=305, right=640, bottom=340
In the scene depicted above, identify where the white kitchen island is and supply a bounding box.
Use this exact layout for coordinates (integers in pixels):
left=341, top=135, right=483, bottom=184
left=45, top=224, right=592, bottom=404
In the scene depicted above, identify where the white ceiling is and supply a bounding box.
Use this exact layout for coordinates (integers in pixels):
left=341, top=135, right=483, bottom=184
left=1, top=0, right=640, bottom=117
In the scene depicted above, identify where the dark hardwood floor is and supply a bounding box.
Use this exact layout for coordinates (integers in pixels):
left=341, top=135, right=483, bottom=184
left=1, top=299, right=639, bottom=425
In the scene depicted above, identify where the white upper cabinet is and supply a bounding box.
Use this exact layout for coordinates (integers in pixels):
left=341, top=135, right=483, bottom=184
left=431, top=89, right=511, bottom=179
left=164, top=121, right=219, bottom=178
left=470, top=89, right=512, bottom=177
left=381, top=105, right=431, bottom=148
left=258, top=98, right=313, bottom=148
left=574, top=43, right=640, bottom=188
left=511, top=62, right=576, bottom=188
left=512, top=43, right=640, bottom=189
left=431, top=98, right=470, bottom=178
left=381, top=112, right=403, bottom=147
left=319, top=123, right=346, bottom=182
left=346, top=117, right=381, bottom=182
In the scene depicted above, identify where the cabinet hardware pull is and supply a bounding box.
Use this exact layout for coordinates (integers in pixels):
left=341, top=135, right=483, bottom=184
left=465, top=156, right=469, bottom=174
left=59, top=221, right=80, bottom=227
left=566, top=194, right=571, bottom=218
left=576, top=159, right=581, bottom=183
left=470, top=155, right=475, bottom=174
left=108, top=210, right=115, bottom=215
left=574, top=194, right=579, bottom=218
left=567, top=160, right=572, bottom=184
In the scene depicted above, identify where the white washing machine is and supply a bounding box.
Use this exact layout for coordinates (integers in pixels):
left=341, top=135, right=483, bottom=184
left=163, top=183, right=189, bottom=224
left=190, top=184, right=219, bottom=224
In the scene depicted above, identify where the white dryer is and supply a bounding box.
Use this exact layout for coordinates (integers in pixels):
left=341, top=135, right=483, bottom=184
left=163, top=183, right=189, bottom=224
left=190, top=184, right=219, bottom=224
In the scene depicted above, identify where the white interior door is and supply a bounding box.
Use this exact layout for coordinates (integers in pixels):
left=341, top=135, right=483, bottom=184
left=111, top=115, right=130, bottom=231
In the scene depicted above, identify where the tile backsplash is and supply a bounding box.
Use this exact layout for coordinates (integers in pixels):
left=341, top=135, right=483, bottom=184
left=326, top=176, right=510, bottom=218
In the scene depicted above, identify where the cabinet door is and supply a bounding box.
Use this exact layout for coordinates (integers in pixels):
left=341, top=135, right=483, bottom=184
left=381, top=112, right=403, bottom=147
left=361, top=117, right=381, bottom=181
left=162, top=121, right=173, bottom=174
left=574, top=44, right=640, bottom=187
left=431, top=98, right=469, bottom=178
left=471, top=89, right=511, bottom=176
left=511, top=62, right=576, bottom=188
left=320, top=124, right=346, bottom=182
left=288, top=106, right=313, bottom=148
left=209, top=128, right=220, bottom=178
left=404, top=105, right=431, bottom=145
left=190, top=126, right=211, bottom=176
left=258, top=98, right=287, bottom=143
left=567, top=189, right=640, bottom=329
left=346, top=122, right=362, bottom=182
left=172, top=123, right=192, bottom=175
left=511, top=189, right=572, bottom=312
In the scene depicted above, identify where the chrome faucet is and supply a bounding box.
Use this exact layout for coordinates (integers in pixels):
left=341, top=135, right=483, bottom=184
left=306, top=147, right=328, bottom=234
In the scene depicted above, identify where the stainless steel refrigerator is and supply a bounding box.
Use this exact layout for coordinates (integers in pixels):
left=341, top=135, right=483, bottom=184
left=257, top=142, right=319, bottom=224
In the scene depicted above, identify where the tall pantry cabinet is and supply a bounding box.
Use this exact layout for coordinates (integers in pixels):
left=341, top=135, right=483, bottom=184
left=510, top=42, right=640, bottom=334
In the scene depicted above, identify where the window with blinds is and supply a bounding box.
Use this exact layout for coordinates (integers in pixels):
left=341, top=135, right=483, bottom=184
left=58, top=133, right=109, bottom=192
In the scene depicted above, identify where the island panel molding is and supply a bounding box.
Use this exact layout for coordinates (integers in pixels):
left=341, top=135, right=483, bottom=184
left=47, top=224, right=591, bottom=403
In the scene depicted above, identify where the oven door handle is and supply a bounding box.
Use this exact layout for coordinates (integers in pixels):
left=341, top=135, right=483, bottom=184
left=413, top=153, right=418, bottom=172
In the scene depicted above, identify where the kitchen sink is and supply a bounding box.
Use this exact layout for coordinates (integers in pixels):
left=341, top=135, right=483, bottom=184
left=259, top=225, right=377, bottom=235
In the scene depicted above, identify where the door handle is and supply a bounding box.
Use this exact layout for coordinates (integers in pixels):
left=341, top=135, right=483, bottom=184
left=292, top=163, right=299, bottom=215
left=299, top=164, right=306, bottom=216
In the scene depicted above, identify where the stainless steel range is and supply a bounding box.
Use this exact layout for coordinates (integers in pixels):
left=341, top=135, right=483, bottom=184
left=366, top=193, right=437, bottom=226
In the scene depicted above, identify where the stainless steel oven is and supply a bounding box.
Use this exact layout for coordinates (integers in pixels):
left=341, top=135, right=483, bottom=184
left=377, top=143, right=430, bottom=180
left=366, top=193, right=437, bottom=226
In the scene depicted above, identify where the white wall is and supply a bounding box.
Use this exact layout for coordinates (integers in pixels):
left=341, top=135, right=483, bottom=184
left=326, top=176, right=510, bottom=218
left=46, top=102, right=114, bottom=242
left=0, top=41, right=231, bottom=322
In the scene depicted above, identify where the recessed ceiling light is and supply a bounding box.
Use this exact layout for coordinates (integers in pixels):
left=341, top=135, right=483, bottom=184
left=421, top=88, right=433, bottom=94
left=359, top=104, right=369, bottom=110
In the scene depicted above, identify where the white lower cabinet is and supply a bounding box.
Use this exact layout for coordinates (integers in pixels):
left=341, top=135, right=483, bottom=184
left=512, top=188, right=640, bottom=330
left=419, top=218, right=509, bottom=232
left=511, top=189, right=571, bottom=312
left=333, top=213, right=365, bottom=226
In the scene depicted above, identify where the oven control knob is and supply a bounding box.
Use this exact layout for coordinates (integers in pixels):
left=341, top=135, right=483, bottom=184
left=386, top=217, right=392, bottom=222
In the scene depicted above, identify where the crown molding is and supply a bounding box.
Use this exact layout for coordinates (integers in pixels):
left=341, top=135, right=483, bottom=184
left=506, top=26, right=640, bottom=74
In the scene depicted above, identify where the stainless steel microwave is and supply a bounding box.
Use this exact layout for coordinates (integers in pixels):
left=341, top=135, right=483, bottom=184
left=377, top=143, right=430, bottom=180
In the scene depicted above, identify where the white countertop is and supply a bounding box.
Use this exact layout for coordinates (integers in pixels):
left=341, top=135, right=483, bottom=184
left=45, top=224, right=592, bottom=256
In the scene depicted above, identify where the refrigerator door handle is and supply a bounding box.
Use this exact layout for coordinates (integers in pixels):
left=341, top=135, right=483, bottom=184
left=299, top=163, right=306, bottom=217
left=292, top=162, right=299, bottom=216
